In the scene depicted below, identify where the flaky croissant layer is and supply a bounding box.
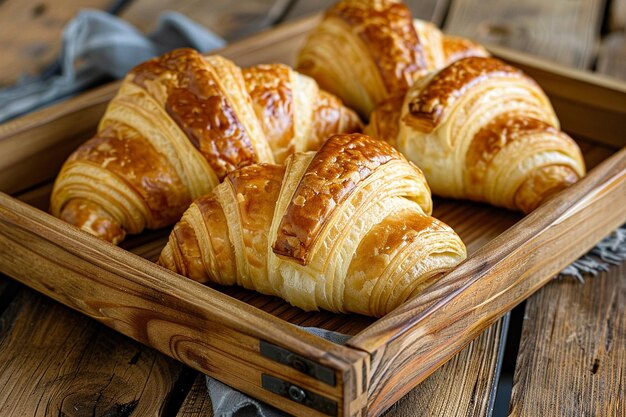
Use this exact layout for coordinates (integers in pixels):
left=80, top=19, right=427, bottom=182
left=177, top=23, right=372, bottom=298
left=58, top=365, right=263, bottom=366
left=159, top=133, right=467, bottom=317
left=296, top=0, right=488, bottom=117
left=367, top=56, right=586, bottom=213
left=51, top=49, right=361, bottom=244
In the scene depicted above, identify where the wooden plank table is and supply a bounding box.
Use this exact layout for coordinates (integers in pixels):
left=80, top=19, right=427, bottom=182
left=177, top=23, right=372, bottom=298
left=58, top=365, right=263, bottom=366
left=0, top=1, right=624, bottom=416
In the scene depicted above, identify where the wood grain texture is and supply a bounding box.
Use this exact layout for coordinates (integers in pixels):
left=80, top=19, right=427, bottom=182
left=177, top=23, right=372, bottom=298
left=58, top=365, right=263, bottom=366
left=2, top=136, right=615, bottom=417
left=597, top=33, right=626, bottom=81
left=0, top=193, right=369, bottom=417
left=444, top=0, right=605, bottom=69
left=0, top=0, right=118, bottom=87
left=176, top=375, right=214, bottom=417
left=348, top=145, right=626, bottom=416
left=120, top=0, right=291, bottom=41
left=509, top=264, right=626, bottom=417
left=609, top=0, right=626, bottom=30
left=382, top=316, right=507, bottom=417
left=0, top=83, right=114, bottom=195
left=0, top=287, right=182, bottom=417
left=176, top=317, right=507, bottom=417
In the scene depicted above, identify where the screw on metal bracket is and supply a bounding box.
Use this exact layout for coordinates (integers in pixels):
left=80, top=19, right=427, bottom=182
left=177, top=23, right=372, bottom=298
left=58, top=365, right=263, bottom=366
left=260, top=340, right=336, bottom=386
left=261, top=374, right=338, bottom=417
left=286, top=353, right=309, bottom=373
left=288, top=385, right=307, bottom=402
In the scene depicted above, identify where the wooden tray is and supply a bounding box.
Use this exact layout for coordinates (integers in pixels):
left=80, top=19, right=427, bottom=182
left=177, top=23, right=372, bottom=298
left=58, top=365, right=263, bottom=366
left=1, top=15, right=625, bottom=417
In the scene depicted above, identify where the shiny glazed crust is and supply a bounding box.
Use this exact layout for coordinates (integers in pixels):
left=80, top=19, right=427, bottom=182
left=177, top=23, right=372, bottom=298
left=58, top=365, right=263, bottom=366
left=368, top=56, right=586, bottom=213
left=243, top=63, right=362, bottom=163
left=159, top=133, right=466, bottom=316
left=272, top=133, right=432, bottom=264
left=296, top=0, right=489, bottom=117
left=51, top=49, right=361, bottom=244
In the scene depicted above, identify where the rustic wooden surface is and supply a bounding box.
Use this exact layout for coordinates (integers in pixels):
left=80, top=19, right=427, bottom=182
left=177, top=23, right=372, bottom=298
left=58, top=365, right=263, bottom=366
left=0, top=285, right=184, bottom=416
left=0, top=0, right=626, bottom=417
left=444, top=0, right=605, bottom=69
left=507, top=7, right=626, bottom=415
left=597, top=33, right=626, bottom=81
left=610, top=0, right=626, bottom=31
left=382, top=317, right=508, bottom=417
left=0, top=189, right=371, bottom=417
left=509, top=264, right=626, bottom=417
left=0, top=0, right=119, bottom=87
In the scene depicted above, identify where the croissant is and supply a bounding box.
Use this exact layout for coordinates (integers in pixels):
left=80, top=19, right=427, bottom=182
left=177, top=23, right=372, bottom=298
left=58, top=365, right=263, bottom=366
left=367, top=56, right=586, bottom=213
left=50, top=48, right=361, bottom=244
left=296, top=0, right=488, bottom=117
left=159, top=133, right=467, bottom=317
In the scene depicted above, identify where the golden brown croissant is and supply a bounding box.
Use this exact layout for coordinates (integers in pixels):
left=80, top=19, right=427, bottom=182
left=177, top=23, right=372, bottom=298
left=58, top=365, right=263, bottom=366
left=367, top=56, right=586, bottom=213
left=296, top=0, right=488, bottom=117
left=159, top=133, right=467, bottom=316
left=50, top=48, right=361, bottom=244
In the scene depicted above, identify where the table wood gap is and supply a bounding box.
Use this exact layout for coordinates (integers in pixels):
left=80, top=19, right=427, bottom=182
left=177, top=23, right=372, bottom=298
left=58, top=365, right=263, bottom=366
left=609, top=0, right=626, bottom=31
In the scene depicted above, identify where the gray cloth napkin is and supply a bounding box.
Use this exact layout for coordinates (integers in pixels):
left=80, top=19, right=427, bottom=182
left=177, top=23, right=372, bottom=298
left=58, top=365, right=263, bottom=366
left=559, top=226, right=626, bottom=282
left=207, top=327, right=350, bottom=417
left=0, top=10, right=225, bottom=123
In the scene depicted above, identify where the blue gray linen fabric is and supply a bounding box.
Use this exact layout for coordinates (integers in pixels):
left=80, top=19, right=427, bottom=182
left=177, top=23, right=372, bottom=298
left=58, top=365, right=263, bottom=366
left=0, top=10, right=225, bottom=123
left=207, top=327, right=350, bottom=417
left=559, top=226, right=626, bottom=282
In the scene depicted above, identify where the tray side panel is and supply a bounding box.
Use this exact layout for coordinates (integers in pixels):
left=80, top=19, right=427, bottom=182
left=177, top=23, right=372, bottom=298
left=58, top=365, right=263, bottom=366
left=348, top=147, right=626, bottom=416
left=0, top=193, right=369, bottom=417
